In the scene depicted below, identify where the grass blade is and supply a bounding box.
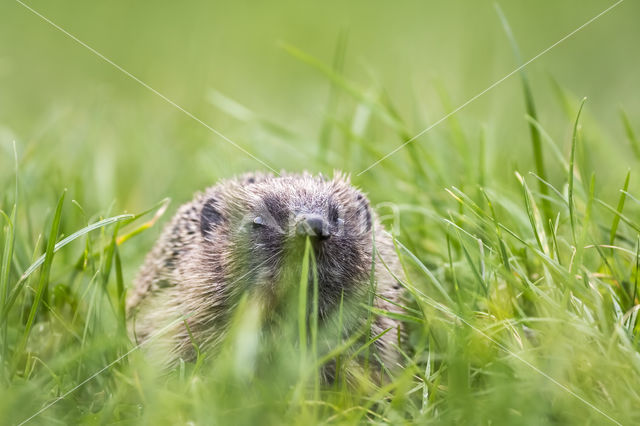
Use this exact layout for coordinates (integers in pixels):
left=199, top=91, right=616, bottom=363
left=495, top=3, right=551, bottom=222
left=116, top=198, right=169, bottom=245
left=1, top=208, right=16, bottom=361
left=298, top=237, right=311, bottom=365
left=634, top=237, right=639, bottom=306
left=114, top=245, right=126, bottom=332
left=2, top=213, right=134, bottom=320
left=516, top=172, right=547, bottom=255
left=15, top=190, right=66, bottom=362
left=459, top=235, right=488, bottom=295
left=22, top=214, right=134, bottom=282
left=596, top=198, right=640, bottom=234
left=609, top=170, right=631, bottom=246
left=568, top=98, right=587, bottom=246
left=0, top=208, right=16, bottom=309
left=481, top=188, right=512, bottom=272
left=394, top=239, right=454, bottom=305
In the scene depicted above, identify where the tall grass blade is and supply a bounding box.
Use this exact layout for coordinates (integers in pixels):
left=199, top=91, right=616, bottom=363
left=1, top=143, right=19, bottom=361
left=574, top=174, right=596, bottom=276
left=609, top=170, right=631, bottom=246
left=1, top=208, right=16, bottom=361
left=568, top=98, right=587, bottom=246
left=364, top=229, right=378, bottom=373
left=298, top=237, right=311, bottom=367
left=309, top=239, right=320, bottom=400
left=2, top=213, right=133, bottom=320
left=15, top=190, right=66, bottom=362
left=549, top=217, right=562, bottom=265
left=0, top=209, right=15, bottom=310
left=114, top=245, right=126, bottom=333
left=634, top=237, right=639, bottom=306
left=495, top=3, right=551, bottom=222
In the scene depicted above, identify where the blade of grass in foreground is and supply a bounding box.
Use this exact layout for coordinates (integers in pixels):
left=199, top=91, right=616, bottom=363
left=568, top=98, right=587, bottom=247
left=574, top=174, right=596, bottom=279
left=295, top=237, right=322, bottom=416
left=309, top=238, right=320, bottom=402
left=14, top=190, right=65, bottom=363
left=114, top=245, right=126, bottom=332
left=1, top=208, right=16, bottom=360
left=1, top=143, right=19, bottom=361
left=116, top=197, right=170, bottom=246
left=364, top=229, right=380, bottom=374
left=633, top=237, right=639, bottom=306
left=298, top=237, right=311, bottom=373
left=2, top=212, right=134, bottom=321
left=1, top=208, right=16, bottom=309
left=609, top=170, right=631, bottom=247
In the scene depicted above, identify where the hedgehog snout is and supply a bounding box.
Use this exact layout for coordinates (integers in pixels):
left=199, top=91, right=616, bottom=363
left=295, top=213, right=331, bottom=240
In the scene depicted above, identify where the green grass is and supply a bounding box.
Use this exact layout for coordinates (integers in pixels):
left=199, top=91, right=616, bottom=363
left=2, top=1, right=640, bottom=425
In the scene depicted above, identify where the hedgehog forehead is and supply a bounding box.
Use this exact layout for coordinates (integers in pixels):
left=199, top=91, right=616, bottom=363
left=245, top=178, right=357, bottom=214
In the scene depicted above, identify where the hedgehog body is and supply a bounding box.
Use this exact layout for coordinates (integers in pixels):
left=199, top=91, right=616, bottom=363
left=128, top=172, right=404, bottom=379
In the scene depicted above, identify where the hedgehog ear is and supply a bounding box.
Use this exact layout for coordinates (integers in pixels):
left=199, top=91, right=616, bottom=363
left=200, top=198, right=224, bottom=237
left=357, top=196, right=372, bottom=232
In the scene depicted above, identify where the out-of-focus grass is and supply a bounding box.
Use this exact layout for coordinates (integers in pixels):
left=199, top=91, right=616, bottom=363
left=2, top=0, right=640, bottom=425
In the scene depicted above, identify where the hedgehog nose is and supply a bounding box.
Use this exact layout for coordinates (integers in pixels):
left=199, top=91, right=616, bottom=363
left=296, top=214, right=330, bottom=240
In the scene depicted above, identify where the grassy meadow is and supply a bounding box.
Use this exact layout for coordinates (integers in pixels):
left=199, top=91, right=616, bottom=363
left=1, top=0, right=640, bottom=424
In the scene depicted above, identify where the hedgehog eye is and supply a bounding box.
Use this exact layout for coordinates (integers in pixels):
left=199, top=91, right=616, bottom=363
left=253, top=216, right=266, bottom=227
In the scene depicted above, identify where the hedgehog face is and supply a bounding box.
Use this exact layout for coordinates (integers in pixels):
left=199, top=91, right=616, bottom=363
left=219, top=174, right=375, bottom=315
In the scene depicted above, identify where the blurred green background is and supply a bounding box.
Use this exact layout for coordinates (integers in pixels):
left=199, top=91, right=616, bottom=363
left=2, top=1, right=640, bottom=424
left=2, top=0, right=639, bottom=275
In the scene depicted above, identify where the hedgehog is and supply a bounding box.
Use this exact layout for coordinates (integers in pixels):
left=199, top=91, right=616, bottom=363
left=127, top=171, right=404, bottom=382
